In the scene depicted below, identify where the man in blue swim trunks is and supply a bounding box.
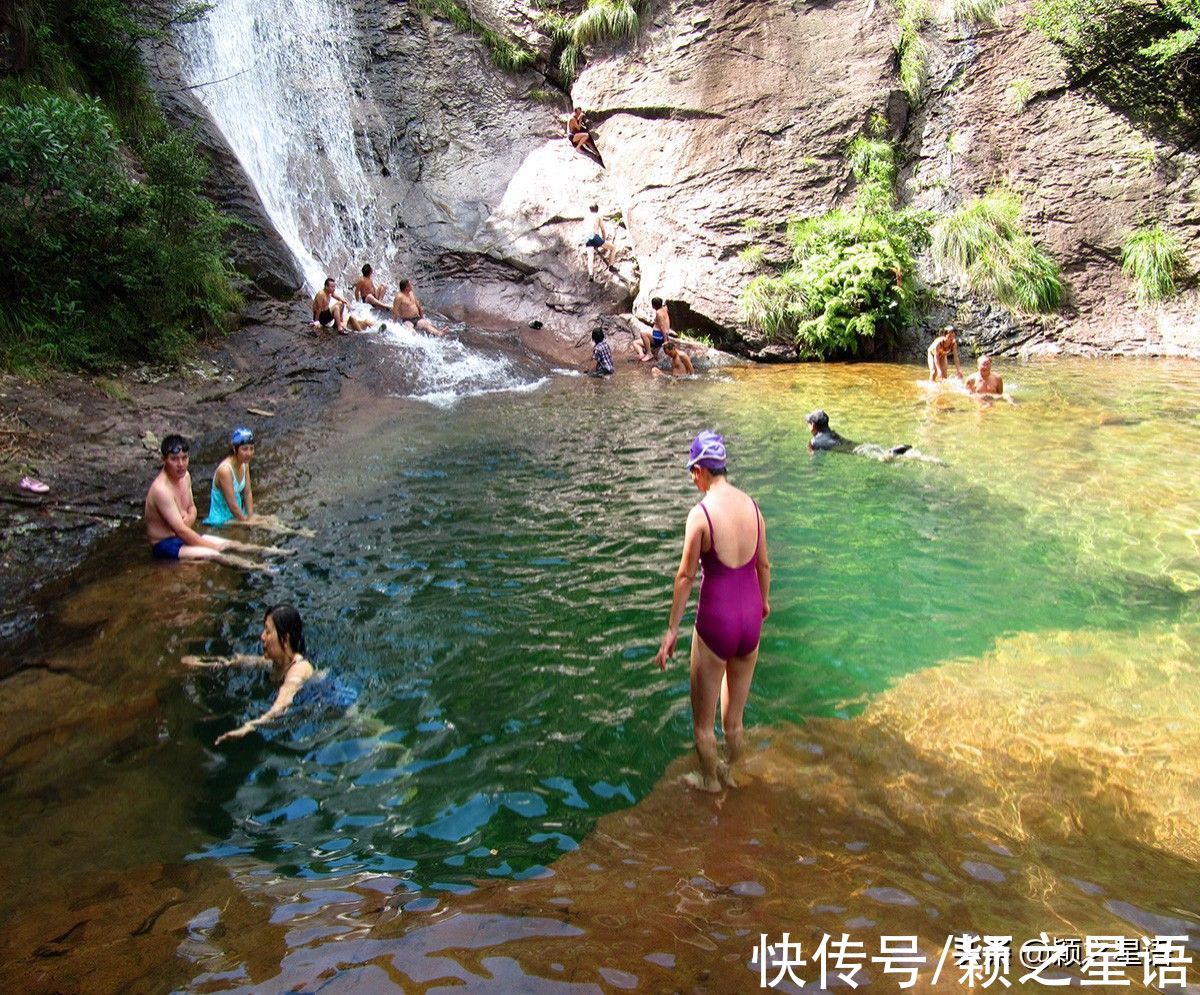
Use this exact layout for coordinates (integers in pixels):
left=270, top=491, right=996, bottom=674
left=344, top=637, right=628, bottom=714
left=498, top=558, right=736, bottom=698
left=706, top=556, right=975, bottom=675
left=635, top=297, right=674, bottom=362
left=144, top=434, right=290, bottom=569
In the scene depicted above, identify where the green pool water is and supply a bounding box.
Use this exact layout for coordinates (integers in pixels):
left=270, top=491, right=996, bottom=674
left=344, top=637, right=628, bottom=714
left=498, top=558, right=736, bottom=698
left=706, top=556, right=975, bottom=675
left=143, top=358, right=1198, bottom=890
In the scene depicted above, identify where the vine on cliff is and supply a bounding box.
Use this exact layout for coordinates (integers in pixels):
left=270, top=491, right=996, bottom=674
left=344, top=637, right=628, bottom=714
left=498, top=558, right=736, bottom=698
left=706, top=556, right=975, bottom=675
left=739, top=124, right=932, bottom=359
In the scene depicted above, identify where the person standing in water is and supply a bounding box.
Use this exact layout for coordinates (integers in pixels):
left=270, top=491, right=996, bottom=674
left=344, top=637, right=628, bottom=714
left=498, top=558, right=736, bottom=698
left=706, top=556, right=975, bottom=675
left=184, top=605, right=325, bottom=745
left=655, top=431, right=771, bottom=791
left=927, top=325, right=963, bottom=381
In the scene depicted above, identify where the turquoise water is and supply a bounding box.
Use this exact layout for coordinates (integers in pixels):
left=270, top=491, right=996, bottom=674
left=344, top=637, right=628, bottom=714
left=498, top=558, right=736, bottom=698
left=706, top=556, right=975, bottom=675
left=158, top=360, right=1198, bottom=891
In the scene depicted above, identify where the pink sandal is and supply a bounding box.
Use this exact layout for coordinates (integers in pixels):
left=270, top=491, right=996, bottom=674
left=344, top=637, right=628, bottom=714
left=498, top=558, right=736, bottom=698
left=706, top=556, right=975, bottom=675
left=19, top=476, right=49, bottom=494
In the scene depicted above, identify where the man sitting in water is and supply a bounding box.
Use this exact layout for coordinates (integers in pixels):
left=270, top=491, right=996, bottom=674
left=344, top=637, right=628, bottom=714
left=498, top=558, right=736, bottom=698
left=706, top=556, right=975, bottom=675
left=927, top=324, right=963, bottom=381
left=353, top=263, right=390, bottom=310
left=391, top=279, right=447, bottom=336
left=651, top=340, right=695, bottom=378
left=805, top=409, right=941, bottom=463
left=312, top=277, right=375, bottom=334
left=965, top=354, right=1015, bottom=403
left=312, top=277, right=349, bottom=333
left=145, top=435, right=293, bottom=569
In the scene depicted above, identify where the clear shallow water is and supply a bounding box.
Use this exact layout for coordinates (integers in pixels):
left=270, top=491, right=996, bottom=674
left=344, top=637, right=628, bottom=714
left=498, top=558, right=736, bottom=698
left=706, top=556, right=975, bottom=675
left=2, top=358, right=1199, bottom=989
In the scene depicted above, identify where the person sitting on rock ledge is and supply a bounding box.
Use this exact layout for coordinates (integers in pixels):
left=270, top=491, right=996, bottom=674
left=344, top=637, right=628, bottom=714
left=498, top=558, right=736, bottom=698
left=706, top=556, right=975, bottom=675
left=145, top=434, right=294, bottom=569
left=354, top=263, right=390, bottom=310
left=634, top=297, right=674, bottom=362
left=392, top=279, right=447, bottom=336
left=568, top=107, right=605, bottom=168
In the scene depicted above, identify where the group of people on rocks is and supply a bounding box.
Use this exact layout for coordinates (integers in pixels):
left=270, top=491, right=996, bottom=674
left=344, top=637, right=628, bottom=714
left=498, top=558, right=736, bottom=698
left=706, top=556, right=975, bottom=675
left=311, top=266, right=447, bottom=337
left=589, top=297, right=696, bottom=378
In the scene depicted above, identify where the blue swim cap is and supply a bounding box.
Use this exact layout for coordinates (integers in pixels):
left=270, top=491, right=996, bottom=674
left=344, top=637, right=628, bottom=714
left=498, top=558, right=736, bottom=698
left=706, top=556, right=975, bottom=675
left=230, top=426, right=254, bottom=446
left=686, top=430, right=727, bottom=471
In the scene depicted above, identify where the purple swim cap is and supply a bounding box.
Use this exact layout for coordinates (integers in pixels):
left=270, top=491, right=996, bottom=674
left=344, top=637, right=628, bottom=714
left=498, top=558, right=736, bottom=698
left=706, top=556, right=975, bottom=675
left=686, top=430, right=727, bottom=471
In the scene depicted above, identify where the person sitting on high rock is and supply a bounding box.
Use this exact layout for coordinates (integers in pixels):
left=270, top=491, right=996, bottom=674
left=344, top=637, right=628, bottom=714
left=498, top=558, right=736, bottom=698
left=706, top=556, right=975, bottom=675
left=568, top=107, right=605, bottom=168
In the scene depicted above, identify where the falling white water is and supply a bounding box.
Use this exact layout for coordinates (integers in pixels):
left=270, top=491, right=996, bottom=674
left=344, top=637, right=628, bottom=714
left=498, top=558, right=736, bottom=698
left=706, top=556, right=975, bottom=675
left=175, top=0, right=393, bottom=290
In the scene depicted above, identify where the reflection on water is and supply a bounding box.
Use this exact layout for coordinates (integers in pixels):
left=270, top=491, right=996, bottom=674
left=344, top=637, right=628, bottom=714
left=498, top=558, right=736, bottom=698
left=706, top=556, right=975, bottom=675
left=1, top=359, right=1198, bottom=990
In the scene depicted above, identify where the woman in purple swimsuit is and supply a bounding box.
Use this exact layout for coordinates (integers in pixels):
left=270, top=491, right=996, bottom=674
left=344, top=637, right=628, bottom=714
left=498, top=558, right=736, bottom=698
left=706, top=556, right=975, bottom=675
left=655, top=430, right=771, bottom=791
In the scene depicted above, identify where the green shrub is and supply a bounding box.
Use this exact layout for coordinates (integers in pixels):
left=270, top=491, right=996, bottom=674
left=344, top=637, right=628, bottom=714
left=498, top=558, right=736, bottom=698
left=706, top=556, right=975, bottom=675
left=1029, top=0, right=1199, bottom=136
left=932, top=188, right=1064, bottom=313
left=571, top=0, right=640, bottom=45
left=740, top=129, right=932, bottom=358
left=0, top=92, right=240, bottom=371
left=1121, top=223, right=1184, bottom=303
left=419, top=0, right=535, bottom=72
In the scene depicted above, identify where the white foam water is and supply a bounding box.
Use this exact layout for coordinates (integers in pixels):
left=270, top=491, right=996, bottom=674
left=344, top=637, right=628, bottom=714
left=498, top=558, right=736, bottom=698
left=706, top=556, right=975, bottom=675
left=371, top=316, right=547, bottom=407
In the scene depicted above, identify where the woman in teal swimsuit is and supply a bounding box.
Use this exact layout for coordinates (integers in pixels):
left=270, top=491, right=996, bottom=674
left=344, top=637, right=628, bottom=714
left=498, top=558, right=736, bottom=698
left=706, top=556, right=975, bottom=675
left=655, top=431, right=772, bottom=792
left=205, top=426, right=255, bottom=526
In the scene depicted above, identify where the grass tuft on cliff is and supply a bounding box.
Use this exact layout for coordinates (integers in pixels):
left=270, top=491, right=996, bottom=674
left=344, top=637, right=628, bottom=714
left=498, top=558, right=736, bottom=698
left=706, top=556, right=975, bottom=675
left=419, top=0, right=536, bottom=71
left=1121, top=223, right=1185, bottom=304
left=740, top=124, right=933, bottom=359
left=538, top=0, right=646, bottom=85
left=932, top=189, right=1064, bottom=313
left=952, top=0, right=1007, bottom=25
left=1, top=0, right=242, bottom=373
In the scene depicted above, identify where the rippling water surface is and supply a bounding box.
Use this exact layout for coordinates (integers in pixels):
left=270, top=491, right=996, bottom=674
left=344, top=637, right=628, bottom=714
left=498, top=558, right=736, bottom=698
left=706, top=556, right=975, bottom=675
left=2, top=358, right=1198, bottom=991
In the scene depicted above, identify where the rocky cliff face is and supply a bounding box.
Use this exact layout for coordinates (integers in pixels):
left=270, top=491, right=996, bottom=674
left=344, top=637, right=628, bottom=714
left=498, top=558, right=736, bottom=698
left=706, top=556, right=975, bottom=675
left=147, top=0, right=1199, bottom=358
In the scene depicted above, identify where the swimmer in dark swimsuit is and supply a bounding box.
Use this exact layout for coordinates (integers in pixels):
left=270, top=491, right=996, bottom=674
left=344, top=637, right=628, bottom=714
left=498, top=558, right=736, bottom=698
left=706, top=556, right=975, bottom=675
left=184, top=604, right=321, bottom=745
left=655, top=431, right=771, bottom=792
left=805, top=409, right=936, bottom=462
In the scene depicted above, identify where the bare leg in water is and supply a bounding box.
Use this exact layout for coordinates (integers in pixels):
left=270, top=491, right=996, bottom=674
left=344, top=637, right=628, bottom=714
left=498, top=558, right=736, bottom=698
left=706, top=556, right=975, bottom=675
left=224, top=514, right=317, bottom=538
left=719, top=647, right=759, bottom=787
left=688, top=631, right=728, bottom=792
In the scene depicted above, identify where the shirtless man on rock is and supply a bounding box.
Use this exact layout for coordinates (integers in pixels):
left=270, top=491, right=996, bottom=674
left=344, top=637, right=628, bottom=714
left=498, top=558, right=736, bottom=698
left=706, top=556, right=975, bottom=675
left=353, top=263, right=390, bottom=310
left=391, top=279, right=446, bottom=336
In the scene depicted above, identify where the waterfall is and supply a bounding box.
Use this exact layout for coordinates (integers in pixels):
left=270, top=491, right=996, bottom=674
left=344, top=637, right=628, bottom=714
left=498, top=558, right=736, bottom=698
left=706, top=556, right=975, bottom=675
left=175, top=0, right=394, bottom=291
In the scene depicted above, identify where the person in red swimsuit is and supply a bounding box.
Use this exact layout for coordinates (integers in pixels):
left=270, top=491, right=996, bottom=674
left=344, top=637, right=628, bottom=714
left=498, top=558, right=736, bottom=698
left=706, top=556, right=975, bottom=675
left=655, top=431, right=772, bottom=791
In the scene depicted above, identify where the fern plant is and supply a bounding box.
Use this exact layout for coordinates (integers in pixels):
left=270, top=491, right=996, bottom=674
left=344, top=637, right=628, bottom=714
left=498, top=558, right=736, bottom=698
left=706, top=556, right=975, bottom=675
left=740, top=126, right=933, bottom=358
left=1121, top=223, right=1184, bottom=303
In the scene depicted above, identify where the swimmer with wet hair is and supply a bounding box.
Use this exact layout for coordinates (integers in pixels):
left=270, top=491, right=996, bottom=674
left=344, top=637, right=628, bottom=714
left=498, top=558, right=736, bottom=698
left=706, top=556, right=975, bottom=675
left=805, top=409, right=942, bottom=464
left=184, top=604, right=335, bottom=745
